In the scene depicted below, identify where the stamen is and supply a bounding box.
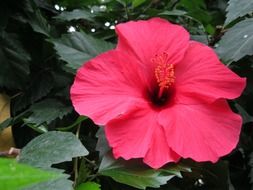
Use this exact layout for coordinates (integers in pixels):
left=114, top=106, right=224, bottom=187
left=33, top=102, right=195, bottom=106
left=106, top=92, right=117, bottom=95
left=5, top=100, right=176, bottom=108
left=152, top=52, right=175, bottom=98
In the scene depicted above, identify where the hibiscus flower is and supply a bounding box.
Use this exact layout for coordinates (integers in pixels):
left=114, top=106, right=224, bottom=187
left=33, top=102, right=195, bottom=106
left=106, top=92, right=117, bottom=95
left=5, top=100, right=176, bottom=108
left=70, top=18, right=246, bottom=169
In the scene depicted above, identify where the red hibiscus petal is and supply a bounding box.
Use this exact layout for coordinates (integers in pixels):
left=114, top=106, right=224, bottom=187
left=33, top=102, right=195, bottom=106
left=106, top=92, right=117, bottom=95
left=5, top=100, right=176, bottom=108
left=143, top=125, right=180, bottom=169
left=158, top=100, right=242, bottom=162
left=175, top=41, right=246, bottom=104
left=105, top=106, right=158, bottom=160
left=71, top=50, right=147, bottom=125
left=106, top=105, right=180, bottom=168
left=116, top=18, right=190, bottom=79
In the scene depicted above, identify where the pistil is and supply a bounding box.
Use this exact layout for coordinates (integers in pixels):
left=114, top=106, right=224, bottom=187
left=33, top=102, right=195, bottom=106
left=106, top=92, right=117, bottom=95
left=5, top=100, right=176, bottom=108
left=152, top=52, right=175, bottom=99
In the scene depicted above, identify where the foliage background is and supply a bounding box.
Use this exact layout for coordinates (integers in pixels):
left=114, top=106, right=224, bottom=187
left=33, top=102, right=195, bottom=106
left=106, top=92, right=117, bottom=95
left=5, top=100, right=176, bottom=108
left=0, top=0, right=253, bottom=189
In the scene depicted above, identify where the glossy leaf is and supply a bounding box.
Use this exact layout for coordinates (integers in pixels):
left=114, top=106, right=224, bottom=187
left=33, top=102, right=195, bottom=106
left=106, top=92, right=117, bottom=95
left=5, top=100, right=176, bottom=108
left=99, top=153, right=190, bottom=189
left=225, top=0, right=253, bottom=25
left=0, top=117, right=13, bottom=131
left=75, top=182, right=101, bottom=190
left=19, top=131, right=89, bottom=168
left=27, top=10, right=52, bottom=37
left=0, top=32, right=31, bottom=89
left=216, top=18, right=253, bottom=63
left=23, top=99, right=72, bottom=127
left=49, top=31, right=114, bottom=71
left=23, top=177, right=73, bottom=190
left=95, top=128, right=110, bottom=158
left=0, top=158, right=63, bottom=190
left=54, top=9, right=94, bottom=22
left=132, top=0, right=146, bottom=8
left=159, top=10, right=187, bottom=16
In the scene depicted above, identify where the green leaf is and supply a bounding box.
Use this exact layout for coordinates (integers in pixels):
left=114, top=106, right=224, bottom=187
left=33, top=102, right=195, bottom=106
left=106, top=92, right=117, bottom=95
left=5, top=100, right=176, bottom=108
left=0, top=117, right=13, bottom=132
left=23, top=177, right=73, bottom=190
left=19, top=131, right=89, bottom=168
left=158, top=10, right=205, bottom=34
left=54, top=9, right=94, bottom=22
left=27, top=10, right=51, bottom=37
left=0, top=32, right=31, bottom=89
left=225, top=0, right=253, bottom=25
left=75, top=182, right=101, bottom=190
left=216, top=18, right=253, bottom=64
left=49, top=31, right=114, bottom=71
left=98, top=153, right=190, bottom=189
left=159, top=9, right=187, bottom=16
left=177, top=0, right=212, bottom=25
left=52, top=0, right=96, bottom=8
left=191, top=35, right=208, bottom=44
left=23, top=99, right=72, bottom=127
left=95, top=128, right=110, bottom=158
left=13, top=72, right=54, bottom=112
left=132, top=0, right=146, bottom=8
left=76, top=158, right=90, bottom=185
left=235, top=103, right=253, bottom=124
left=26, top=123, right=48, bottom=133
left=0, top=158, right=63, bottom=190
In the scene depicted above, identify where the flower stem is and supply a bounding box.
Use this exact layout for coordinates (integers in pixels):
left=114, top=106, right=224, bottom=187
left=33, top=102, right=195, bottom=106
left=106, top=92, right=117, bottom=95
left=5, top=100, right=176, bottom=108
left=74, top=123, right=81, bottom=186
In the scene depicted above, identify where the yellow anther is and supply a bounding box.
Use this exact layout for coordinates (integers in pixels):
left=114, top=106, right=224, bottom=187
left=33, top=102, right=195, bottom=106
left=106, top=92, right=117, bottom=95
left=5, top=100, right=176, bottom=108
left=152, top=52, right=175, bottom=98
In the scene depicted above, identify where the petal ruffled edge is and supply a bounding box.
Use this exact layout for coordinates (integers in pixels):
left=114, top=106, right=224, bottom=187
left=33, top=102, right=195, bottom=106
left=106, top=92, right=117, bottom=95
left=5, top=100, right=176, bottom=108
left=105, top=106, right=157, bottom=160
left=175, top=41, right=246, bottom=104
left=70, top=50, right=147, bottom=125
left=116, top=17, right=190, bottom=70
left=105, top=104, right=180, bottom=168
left=143, top=124, right=181, bottom=169
left=159, top=99, right=242, bottom=162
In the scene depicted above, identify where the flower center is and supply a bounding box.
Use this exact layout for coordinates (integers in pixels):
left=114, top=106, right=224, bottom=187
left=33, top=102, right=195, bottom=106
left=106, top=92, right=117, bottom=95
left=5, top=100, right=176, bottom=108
left=152, top=52, right=175, bottom=99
